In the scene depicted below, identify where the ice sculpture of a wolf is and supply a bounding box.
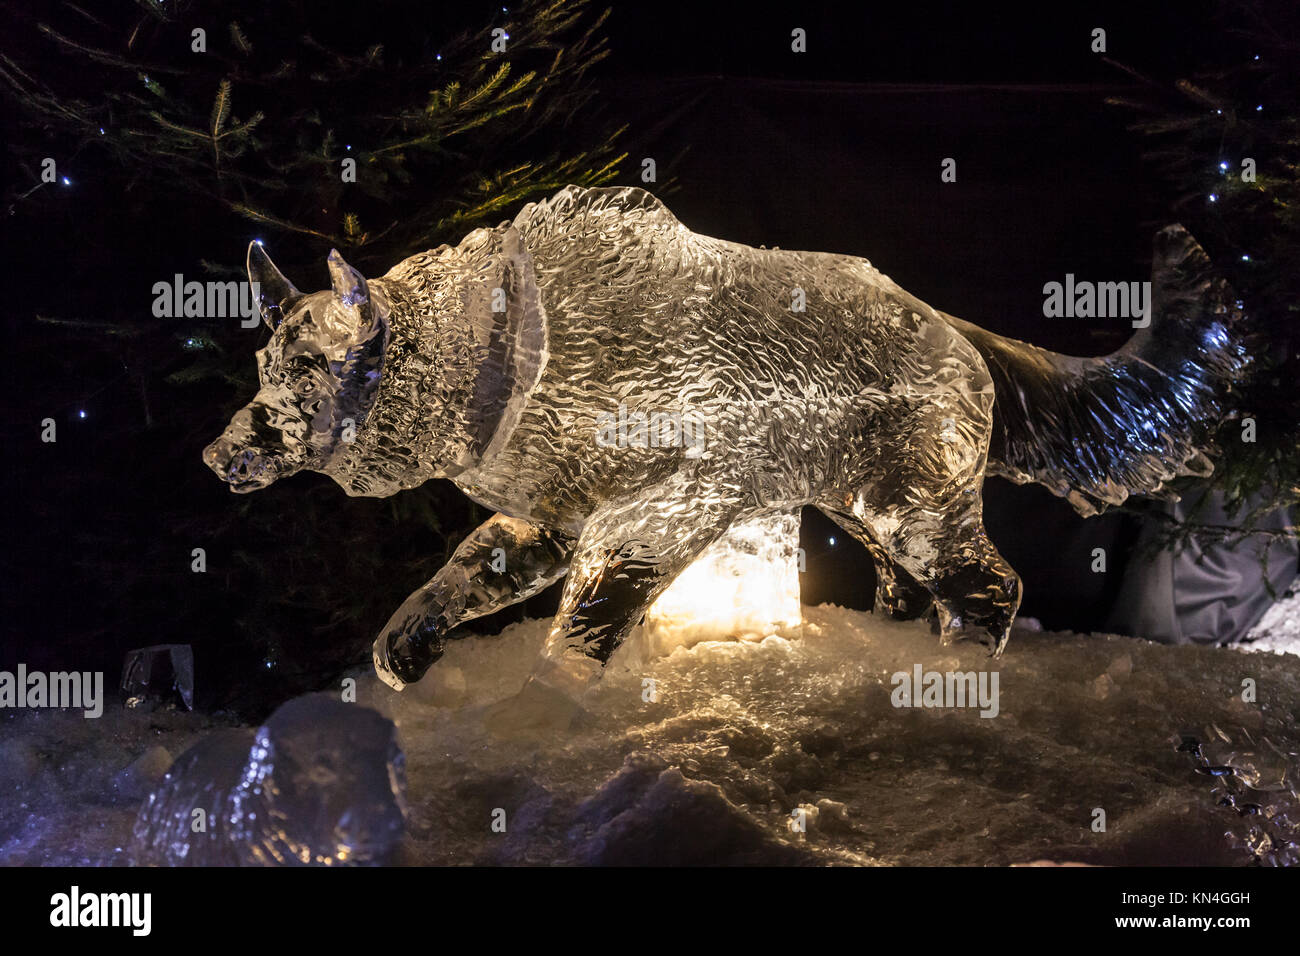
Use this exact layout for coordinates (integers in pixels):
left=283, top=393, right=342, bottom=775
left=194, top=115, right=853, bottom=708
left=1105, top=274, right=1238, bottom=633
left=204, top=185, right=1246, bottom=710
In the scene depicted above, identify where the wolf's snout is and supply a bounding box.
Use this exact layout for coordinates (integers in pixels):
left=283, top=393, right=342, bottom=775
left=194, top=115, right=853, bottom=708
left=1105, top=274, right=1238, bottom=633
left=204, top=437, right=274, bottom=491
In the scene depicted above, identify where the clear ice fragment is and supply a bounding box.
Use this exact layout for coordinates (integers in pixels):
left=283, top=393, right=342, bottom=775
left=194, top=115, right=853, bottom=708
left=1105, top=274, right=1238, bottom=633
left=132, top=694, right=406, bottom=866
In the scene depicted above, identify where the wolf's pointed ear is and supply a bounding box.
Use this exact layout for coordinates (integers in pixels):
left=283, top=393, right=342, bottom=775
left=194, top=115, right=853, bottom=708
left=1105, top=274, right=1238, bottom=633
left=327, top=249, right=383, bottom=341
left=247, top=242, right=301, bottom=328
left=327, top=248, right=368, bottom=305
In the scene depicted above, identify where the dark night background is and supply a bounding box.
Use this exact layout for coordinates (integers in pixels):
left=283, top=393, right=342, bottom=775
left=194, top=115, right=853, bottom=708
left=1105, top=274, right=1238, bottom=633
left=1, top=1, right=1256, bottom=715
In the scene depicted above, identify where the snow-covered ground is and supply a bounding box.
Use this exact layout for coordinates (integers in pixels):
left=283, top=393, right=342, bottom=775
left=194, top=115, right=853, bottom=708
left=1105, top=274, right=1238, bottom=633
left=3, top=603, right=1298, bottom=866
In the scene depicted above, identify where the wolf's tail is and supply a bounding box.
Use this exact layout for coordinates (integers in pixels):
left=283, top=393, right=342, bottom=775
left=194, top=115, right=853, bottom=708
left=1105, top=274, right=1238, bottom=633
left=940, top=225, right=1250, bottom=516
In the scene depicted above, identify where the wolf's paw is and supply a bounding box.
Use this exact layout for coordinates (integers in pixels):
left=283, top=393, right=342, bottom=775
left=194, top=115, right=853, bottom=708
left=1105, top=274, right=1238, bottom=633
left=986, top=625, right=1013, bottom=657
left=935, top=614, right=1011, bottom=657
left=372, top=623, right=444, bottom=691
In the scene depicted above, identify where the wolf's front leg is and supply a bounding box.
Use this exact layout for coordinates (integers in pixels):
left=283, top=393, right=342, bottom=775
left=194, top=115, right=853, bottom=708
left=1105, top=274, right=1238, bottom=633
left=484, top=475, right=747, bottom=735
left=373, top=514, right=573, bottom=690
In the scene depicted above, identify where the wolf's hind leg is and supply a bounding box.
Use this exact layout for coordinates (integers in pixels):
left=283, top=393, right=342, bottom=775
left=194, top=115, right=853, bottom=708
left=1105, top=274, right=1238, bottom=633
left=851, top=369, right=1020, bottom=652
left=863, top=496, right=1022, bottom=655
left=373, top=514, right=574, bottom=690
left=845, top=402, right=1020, bottom=653
left=820, top=505, right=935, bottom=621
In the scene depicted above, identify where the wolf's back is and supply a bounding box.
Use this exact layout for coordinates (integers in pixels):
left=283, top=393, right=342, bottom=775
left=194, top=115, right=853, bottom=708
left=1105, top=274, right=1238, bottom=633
left=941, top=225, right=1249, bottom=515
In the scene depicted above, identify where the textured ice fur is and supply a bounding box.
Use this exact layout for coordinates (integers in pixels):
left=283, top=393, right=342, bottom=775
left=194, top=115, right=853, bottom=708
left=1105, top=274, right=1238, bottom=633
left=334, top=191, right=1245, bottom=519
left=208, top=185, right=1249, bottom=686
left=323, top=186, right=996, bottom=523
left=326, top=224, right=548, bottom=495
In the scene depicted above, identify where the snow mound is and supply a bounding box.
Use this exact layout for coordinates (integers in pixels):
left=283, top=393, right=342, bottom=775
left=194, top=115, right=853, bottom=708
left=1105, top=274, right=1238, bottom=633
left=3, top=604, right=1298, bottom=866
left=354, top=605, right=1300, bottom=865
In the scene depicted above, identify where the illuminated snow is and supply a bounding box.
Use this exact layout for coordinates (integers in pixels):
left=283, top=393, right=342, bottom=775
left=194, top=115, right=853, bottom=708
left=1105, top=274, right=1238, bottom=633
left=4, top=604, right=1296, bottom=866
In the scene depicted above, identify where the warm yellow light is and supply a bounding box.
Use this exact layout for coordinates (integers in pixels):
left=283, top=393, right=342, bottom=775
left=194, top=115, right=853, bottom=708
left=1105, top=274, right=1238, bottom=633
left=643, top=509, right=803, bottom=657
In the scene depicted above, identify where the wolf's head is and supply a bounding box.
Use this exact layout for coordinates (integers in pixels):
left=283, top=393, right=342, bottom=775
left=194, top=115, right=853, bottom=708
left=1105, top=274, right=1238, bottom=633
left=205, top=225, right=549, bottom=497
left=203, top=244, right=389, bottom=492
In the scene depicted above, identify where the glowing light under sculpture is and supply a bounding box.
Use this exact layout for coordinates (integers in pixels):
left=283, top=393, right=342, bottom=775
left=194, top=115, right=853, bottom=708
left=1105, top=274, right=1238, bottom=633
left=643, top=509, right=803, bottom=657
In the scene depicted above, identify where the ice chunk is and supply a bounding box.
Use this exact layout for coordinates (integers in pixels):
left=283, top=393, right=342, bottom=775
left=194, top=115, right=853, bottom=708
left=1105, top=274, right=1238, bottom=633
left=132, top=694, right=406, bottom=866
left=815, top=798, right=851, bottom=832
left=1174, top=728, right=1300, bottom=866
left=121, top=644, right=194, bottom=711
left=1106, top=653, right=1133, bottom=681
